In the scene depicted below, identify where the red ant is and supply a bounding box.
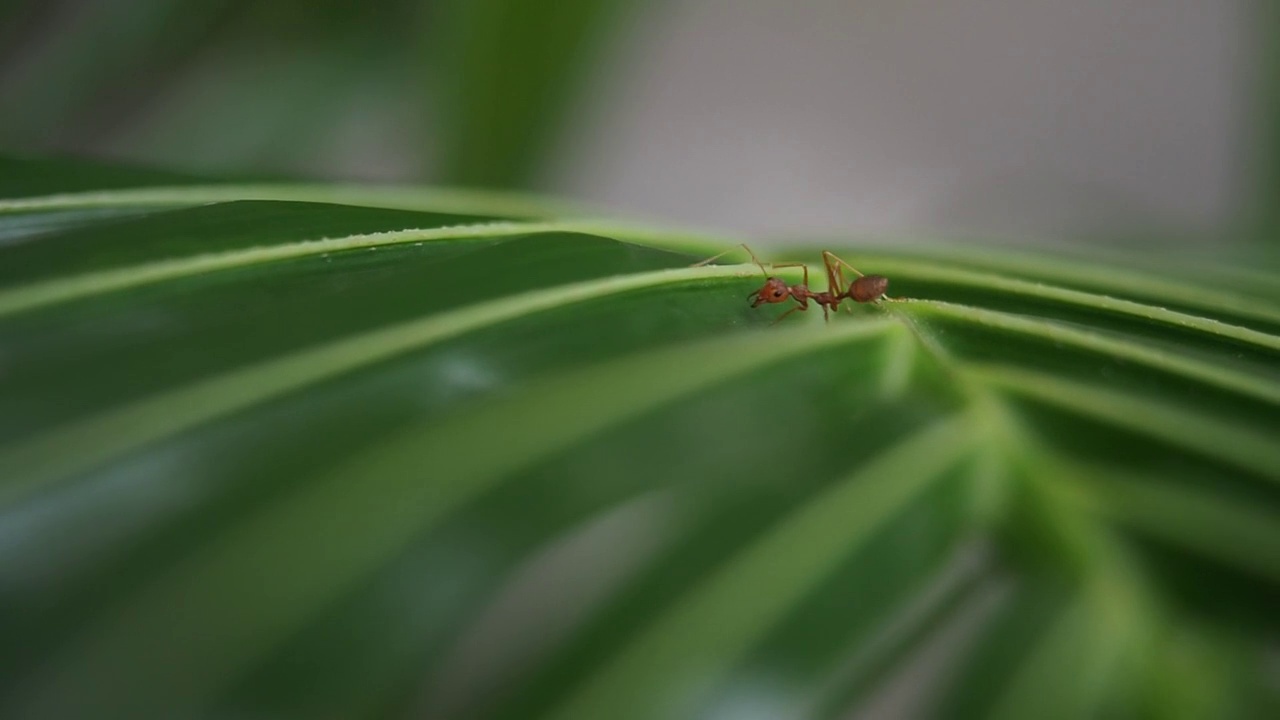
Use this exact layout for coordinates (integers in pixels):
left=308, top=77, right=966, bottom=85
left=698, top=244, right=890, bottom=324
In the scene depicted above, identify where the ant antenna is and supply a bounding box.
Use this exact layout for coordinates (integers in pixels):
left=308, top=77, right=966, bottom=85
left=690, top=243, right=772, bottom=279
left=690, top=250, right=730, bottom=267
left=740, top=244, right=771, bottom=278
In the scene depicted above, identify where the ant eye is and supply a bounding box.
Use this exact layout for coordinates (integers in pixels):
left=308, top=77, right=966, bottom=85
left=772, top=289, right=785, bottom=298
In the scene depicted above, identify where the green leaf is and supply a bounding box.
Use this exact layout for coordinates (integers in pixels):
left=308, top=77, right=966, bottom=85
left=2, top=156, right=1278, bottom=719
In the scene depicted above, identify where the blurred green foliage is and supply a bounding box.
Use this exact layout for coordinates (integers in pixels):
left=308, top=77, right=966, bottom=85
left=1257, top=0, right=1280, bottom=243
left=0, top=0, right=635, bottom=187
left=2, top=0, right=1279, bottom=247
left=431, top=0, right=637, bottom=187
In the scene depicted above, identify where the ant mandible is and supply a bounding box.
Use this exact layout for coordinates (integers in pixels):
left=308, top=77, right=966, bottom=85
left=697, top=244, right=891, bottom=324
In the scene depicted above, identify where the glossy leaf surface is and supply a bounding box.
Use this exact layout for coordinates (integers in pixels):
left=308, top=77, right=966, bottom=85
left=1, top=158, right=1278, bottom=720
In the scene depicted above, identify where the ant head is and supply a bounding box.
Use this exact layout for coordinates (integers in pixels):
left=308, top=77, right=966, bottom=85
left=749, top=277, right=791, bottom=307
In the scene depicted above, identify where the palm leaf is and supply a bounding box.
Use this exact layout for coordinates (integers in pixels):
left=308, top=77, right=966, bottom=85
left=1, top=156, right=1277, bottom=719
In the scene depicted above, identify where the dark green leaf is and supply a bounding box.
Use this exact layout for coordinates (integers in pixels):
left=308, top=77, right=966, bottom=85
left=1, top=158, right=1278, bottom=719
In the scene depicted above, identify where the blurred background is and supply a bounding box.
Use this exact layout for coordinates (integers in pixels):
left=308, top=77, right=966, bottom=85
left=1, top=0, right=1276, bottom=245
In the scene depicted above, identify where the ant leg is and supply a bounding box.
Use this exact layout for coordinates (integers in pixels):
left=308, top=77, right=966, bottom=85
left=829, top=251, right=895, bottom=303
left=768, top=261, right=810, bottom=288
left=817, top=255, right=851, bottom=316
left=820, top=252, right=844, bottom=294
left=823, top=250, right=865, bottom=278
left=771, top=298, right=809, bottom=326
left=823, top=251, right=866, bottom=312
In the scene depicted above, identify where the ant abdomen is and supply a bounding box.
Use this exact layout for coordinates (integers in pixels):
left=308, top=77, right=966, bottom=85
left=849, top=275, right=889, bottom=302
